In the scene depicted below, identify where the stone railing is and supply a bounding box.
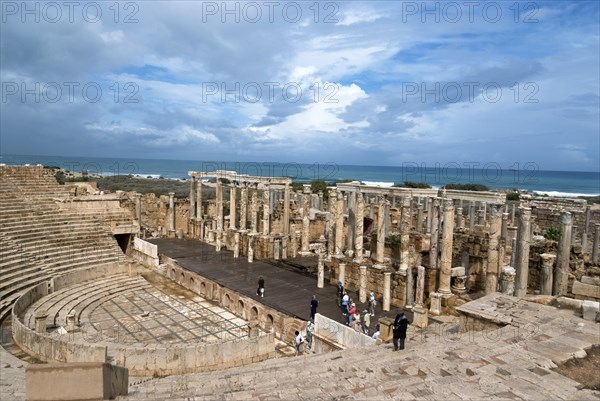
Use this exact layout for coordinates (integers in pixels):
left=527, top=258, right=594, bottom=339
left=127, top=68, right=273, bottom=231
left=131, top=237, right=159, bottom=267
left=314, top=313, right=375, bottom=349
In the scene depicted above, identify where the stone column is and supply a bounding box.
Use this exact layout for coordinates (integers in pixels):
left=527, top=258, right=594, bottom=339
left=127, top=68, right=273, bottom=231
left=399, top=196, right=411, bottom=271
left=189, top=177, right=196, bottom=219
left=233, top=231, right=240, bottom=258
left=510, top=237, right=517, bottom=267
left=582, top=206, right=591, bottom=252
left=593, top=223, right=600, bottom=264
left=426, top=197, right=432, bottom=234
left=135, top=194, right=141, bottom=223
left=301, top=184, right=311, bottom=252
left=384, top=200, right=391, bottom=236
left=338, top=262, right=346, bottom=286
left=383, top=272, right=391, bottom=312
left=354, top=190, right=364, bottom=262
left=239, top=182, right=248, bottom=230
left=376, top=196, right=386, bottom=264
left=196, top=179, right=203, bottom=220
left=485, top=206, right=502, bottom=294
left=262, top=184, right=270, bottom=235
left=247, top=234, right=255, bottom=263
left=229, top=185, right=237, bottom=230
left=335, top=193, right=345, bottom=256
left=327, top=188, right=337, bottom=258
left=168, top=192, right=175, bottom=233
left=540, top=253, right=555, bottom=295
left=511, top=204, right=516, bottom=225
left=359, top=265, right=367, bottom=303
left=469, top=201, right=475, bottom=230
left=346, top=191, right=355, bottom=256
left=250, top=183, right=258, bottom=233
left=514, top=207, right=532, bottom=297
left=553, top=212, right=572, bottom=296
left=216, top=179, right=224, bottom=232
left=482, top=202, right=487, bottom=222
left=501, top=212, right=509, bottom=240
left=282, top=183, right=290, bottom=235
left=405, top=266, right=413, bottom=309
left=318, top=190, right=324, bottom=211
left=412, top=265, right=428, bottom=328
left=429, top=198, right=440, bottom=270
left=456, top=207, right=464, bottom=229
left=477, top=209, right=485, bottom=226
left=281, top=236, right=288, bottom=259
left=317, top=251, right=325, bottom=288
left=416, top=198, right=424, bottom=233
left=438, top=199, right=454, bottom=296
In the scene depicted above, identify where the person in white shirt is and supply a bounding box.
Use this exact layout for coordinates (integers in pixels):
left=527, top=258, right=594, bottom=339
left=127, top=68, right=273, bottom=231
left=294, top=330, right=304, bottom=356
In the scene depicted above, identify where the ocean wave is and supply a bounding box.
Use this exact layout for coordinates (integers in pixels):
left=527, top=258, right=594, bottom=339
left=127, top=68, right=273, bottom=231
left=531, top=190, right=599, bottom=198
left=362, top=181, right=395, bottom=187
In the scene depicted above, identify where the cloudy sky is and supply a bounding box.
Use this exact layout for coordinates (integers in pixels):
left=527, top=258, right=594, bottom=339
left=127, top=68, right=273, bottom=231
left=1, top=0, right=599, bottom=171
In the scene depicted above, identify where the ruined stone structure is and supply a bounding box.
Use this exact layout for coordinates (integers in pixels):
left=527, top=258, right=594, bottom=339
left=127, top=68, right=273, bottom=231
left=1, top=165, right=599, bottom=400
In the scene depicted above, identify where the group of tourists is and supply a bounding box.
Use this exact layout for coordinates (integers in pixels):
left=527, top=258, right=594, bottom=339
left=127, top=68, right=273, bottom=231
left=336, top=281, right=378, bottom=336
left=259, top=276, right=409, bottom=354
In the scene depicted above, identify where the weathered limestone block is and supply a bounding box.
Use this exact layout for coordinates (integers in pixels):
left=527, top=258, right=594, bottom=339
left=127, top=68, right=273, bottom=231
left=581, top=300, right=600, bottom=321
left=572, top=281, right=600, bottom=299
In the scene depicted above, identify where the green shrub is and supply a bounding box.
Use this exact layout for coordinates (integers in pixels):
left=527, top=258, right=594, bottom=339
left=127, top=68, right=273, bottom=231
left=544, top=227, right=560, bottom=241
left=506, top=192, right=520, bottom=201
left=444, top=183, right=489, bottom=191
left=393, top=181, right=431, bottom=189
left=385, top=234, right=401, bottom=245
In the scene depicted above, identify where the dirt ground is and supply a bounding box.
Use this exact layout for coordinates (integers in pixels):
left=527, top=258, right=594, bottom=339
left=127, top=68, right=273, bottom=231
left=554, top=345, right=600, bottom=390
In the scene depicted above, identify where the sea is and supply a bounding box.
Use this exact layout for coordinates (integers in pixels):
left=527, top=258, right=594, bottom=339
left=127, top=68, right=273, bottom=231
left=1, top=154, right=599, bottom=197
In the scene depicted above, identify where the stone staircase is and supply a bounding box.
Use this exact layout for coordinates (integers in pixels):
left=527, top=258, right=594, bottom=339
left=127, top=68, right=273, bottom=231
left=118, top=302, right=600, bottom=401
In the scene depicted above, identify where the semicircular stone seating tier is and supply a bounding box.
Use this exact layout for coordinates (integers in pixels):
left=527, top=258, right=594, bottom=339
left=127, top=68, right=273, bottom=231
left=0, top=166, right=130, bottom=323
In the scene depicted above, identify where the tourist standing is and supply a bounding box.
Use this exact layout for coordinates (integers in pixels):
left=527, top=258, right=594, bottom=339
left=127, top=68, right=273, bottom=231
left=362, top=310, right=371, bottom=335
left=372, top=323, right=381, bottom=340
left=306, top=319, right=314, bottom=352
left=295, top=330, right=304, bottom=356
left=310, top=295, right=319, bottom=320
left=257, top=276, right=265, bottom=297
left=341, top=292, right=349, bottom=316
left=368, top=291, right=376, bottom=316
left=392, top=310, right=409, bottom=351
left=336, top=281, right=344, bottom=307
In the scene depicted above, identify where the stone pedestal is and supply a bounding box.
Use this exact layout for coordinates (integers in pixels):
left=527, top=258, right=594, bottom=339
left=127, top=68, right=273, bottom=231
left=429, top=292, right=442, bottom=316
left=412, top=305, right=428, bottom=328
left=540, top=253, right=555, bottom=295
left=359, top=265, right=367, bottom=303
left=500, top=266, right=516, bottom=295
left=67, top=313, right=76, bottom=332
left=35, top=311, right=48, bottom=333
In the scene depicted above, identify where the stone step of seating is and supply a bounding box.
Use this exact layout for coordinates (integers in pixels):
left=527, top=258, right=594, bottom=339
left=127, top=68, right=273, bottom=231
left=57, top=280, right=153, bottom=329
left=45, top=253, right=126, bottom=276
left=75, top=282, right=154, bottom=328
left=26, top=274, right=135, bottom=329
left=0, top=277, right=51, bottom=322
left=0, top=264, right=46, bottom=289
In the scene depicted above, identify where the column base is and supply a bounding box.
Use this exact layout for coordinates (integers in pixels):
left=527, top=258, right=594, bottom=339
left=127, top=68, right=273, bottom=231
left=412, top=305, right=429, bottom=328
left=299, top=251, right=313, bottom=256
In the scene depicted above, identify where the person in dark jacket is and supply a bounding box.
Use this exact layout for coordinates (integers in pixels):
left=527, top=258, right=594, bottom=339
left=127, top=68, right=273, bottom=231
left=257, top=276, right=265, bottom=297
left=392, top=310, right=409, bottom=351
left=310, top=295, right=319, bottom=320
left=336, top=281, right=344, bottom=307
